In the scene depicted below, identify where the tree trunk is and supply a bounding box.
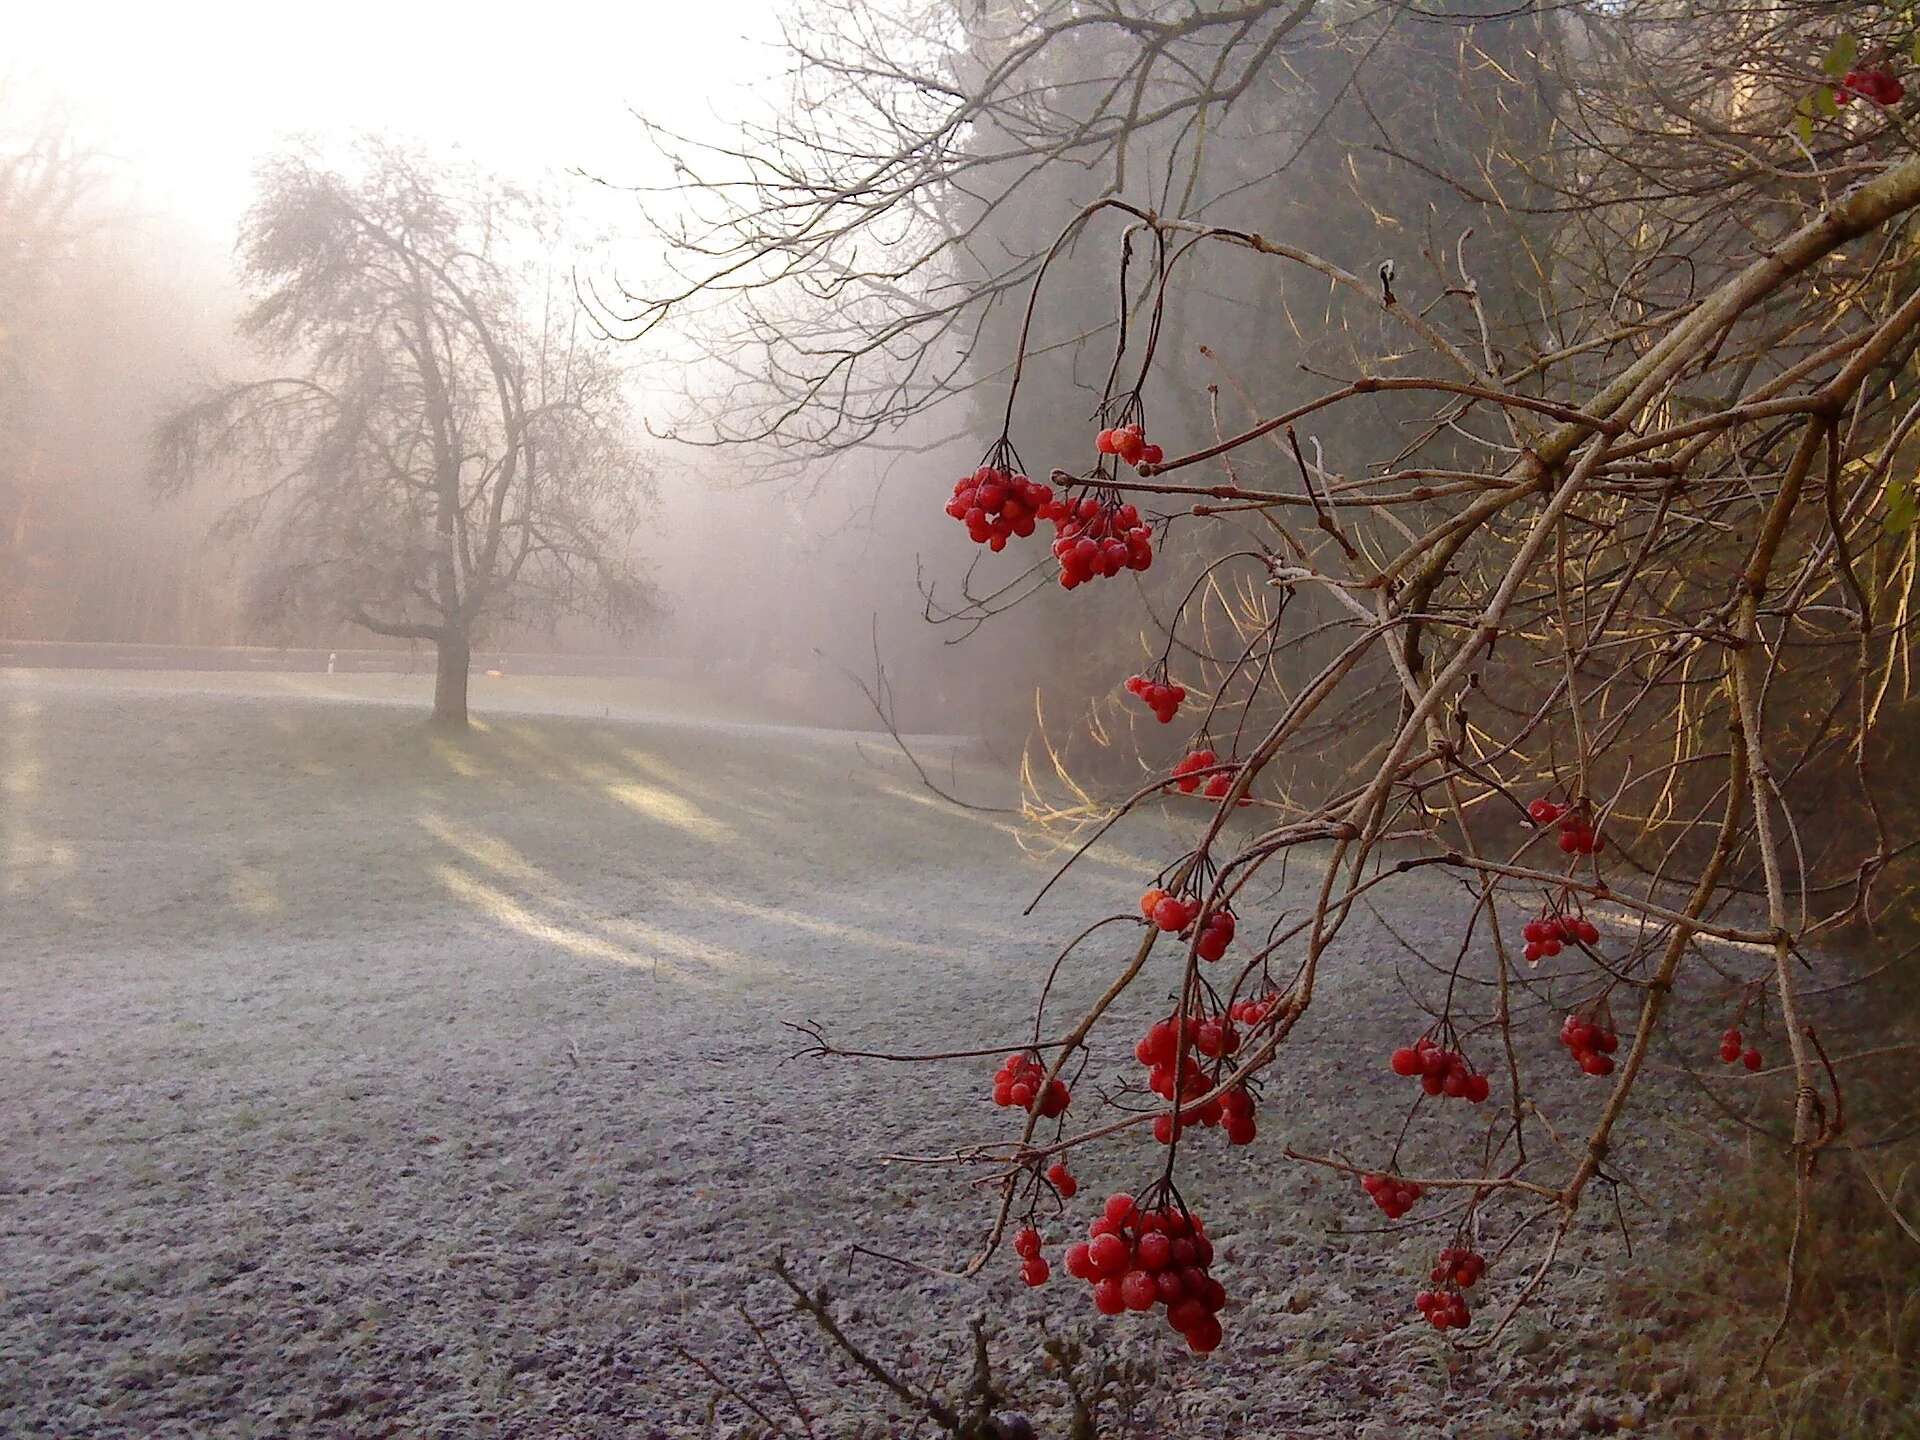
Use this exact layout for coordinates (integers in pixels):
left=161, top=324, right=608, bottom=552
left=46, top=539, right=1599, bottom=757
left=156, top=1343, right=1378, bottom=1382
left=432, top=631, right=471, bottom=730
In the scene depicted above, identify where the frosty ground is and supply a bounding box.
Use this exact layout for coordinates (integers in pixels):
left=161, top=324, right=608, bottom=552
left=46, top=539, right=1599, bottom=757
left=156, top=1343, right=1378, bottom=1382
left=1, top=671, right=1747, bottom=1437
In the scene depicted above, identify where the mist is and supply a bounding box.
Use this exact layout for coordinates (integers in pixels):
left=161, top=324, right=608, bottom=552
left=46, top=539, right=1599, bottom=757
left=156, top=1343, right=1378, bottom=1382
left=6, top=5, right=1919, bottom=1437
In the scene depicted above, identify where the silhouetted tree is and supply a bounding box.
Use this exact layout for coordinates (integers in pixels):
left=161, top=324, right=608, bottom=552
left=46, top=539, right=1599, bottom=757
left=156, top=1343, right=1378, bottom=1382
left=154, top=140, right=656, bottom=727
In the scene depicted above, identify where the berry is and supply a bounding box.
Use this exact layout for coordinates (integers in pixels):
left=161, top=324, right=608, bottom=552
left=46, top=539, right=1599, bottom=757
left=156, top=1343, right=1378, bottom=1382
left=992, top=1053, right=1071, bottom=1117
left=1391, top=1036, right=1487, bottom=1103
left=1551, top=807, right=1602, bottom=856
left=1743, top=1047, right=1763, bottom=1071
left=1416, top=1287, right=1472, bottom=1330
left=1021, top=1256, right=1050, bottom=1287
left=1049, top=483, right=1154, bottom=586
left=1125, top=672, right=1186, bottom=724
left=1362, top=1173, right=1422, bottom=1219
left=1089, top=1232, right=1130, bottom=1278
left=946, top=463, right=1054, bottom=550
left=1170, top=748, right=1217, bottom=794
left=1526, top=911, right=1599, bottom=963
left=1184, top=1313, right=1223, bottom=1352
left=1838, top=67, right=1905, bottom=107
left=1046, top=1162, right=1078, bottom=1198
left=1136, top=1231, right=1171, bottom=1271
left=1151, top=895, right=1198, bottom=933
left=1192, top=908, right=1236, bottom=962
left=1431, top=1246, right=1486, bottom=1290
left=1063, top=1199, right=1230, bottom=1352
left=1559, top=1009, right=1619, bottom=1077
left=1014, top=1226, right=1042, bottom=1260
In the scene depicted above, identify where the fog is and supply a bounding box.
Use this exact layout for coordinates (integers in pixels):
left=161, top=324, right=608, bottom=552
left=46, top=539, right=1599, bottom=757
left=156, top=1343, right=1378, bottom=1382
left=4, top=4, right=1004, bottom=734
left=8, top=6, right=1917, bottom=1435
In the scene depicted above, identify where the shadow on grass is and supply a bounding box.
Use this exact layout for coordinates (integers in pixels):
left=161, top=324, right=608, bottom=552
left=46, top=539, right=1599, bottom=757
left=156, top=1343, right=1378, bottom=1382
left=5, top=682, right=1159, bottom=995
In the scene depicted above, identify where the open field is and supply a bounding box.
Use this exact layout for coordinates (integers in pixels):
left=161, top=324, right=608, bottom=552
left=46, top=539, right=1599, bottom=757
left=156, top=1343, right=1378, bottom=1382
left=0, top=671, right=1760, bottom=1436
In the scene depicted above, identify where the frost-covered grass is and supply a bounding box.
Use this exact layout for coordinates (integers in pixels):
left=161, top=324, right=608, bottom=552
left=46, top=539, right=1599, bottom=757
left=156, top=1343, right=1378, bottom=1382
left=0, top=670, right=1726, bottom=1436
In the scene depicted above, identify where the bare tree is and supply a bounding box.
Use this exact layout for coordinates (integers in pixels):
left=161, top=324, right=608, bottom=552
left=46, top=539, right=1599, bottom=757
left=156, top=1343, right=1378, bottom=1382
left=154, top=140, right=656, bottom=727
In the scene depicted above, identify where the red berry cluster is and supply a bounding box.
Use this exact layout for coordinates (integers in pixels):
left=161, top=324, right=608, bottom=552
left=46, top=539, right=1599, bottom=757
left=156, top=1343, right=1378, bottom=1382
left=993, top=1052, right=1070, bottom=1117
left=1133, top=1015, right=1256, bottom=1145
left=1095, top=424, right=1164, bottom=470
left=1141, top=886, right=1199, bottom=932
left=1430, top=1245, right=1486, bottom=1289
left=1124, top=672, right=1186, bottom=723
left=1014, top=1225, right=1051, bottom=1287
left=1227, top=992, right=1276, bottom=1027
left=1521, top=911, right=1598, bottom=963
left=1415, top=1288, right=1472, bottom=1330
left=1151, top=1090, right=1257, bottom=1147
left=1416, top=1246, right=1484, bottom=1329
left=1530, top=797, right=1605, bottom=853
left=1138, top=889, right=1237, bottom=961
left=946, top=466, right=1055, bottom=552
left=1718, top=1027, right=1763, bottom=1071
left=1170, top=749, right=1218, bottom=793
left=1063, top=1194, right=1227, bottom=1354
left=1170, top=758, right=1253, bottom=805
left=1193, top=908, right=1235, bottom=961
left=1051, top=495, right=1154, bottom=588
left=1838, top=67, right=1905, bottom=107
left=1046, top=1162, right=1078, bottom=1198
left=1388, top=1037, right=1491, bottom=1103
left=1361, top=1171, right=1422, bottom=1219
left=1558, top=1011, right=1619, bottom=1076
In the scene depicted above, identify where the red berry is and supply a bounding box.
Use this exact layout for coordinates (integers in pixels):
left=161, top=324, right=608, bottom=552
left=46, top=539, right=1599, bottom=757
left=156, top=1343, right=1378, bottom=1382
left=1167, top=1297, right=1208, bottom=1333
left=1120, top=1271, right=1158, bottom=1311
left=1088, top=1232, right=1130, bottom=1278
left=1743, top=1047, right=1763, bottom=1071
left=1092, top=1277, right=1125, bottom=1314
left=1136, top=1231, right=1171, bottom=1271
left=1184, top=1313, right=1223, bottom=1352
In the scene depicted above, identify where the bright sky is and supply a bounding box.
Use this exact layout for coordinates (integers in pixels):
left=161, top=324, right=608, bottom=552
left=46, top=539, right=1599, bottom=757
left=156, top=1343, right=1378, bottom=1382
left=13, top=0, right=787, bottom=244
